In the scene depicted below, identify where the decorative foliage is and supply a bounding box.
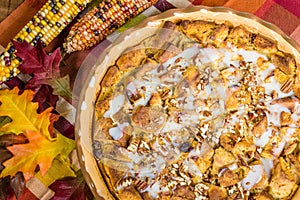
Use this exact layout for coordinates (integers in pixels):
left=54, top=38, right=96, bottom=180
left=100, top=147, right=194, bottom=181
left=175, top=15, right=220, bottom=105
left=0, top=130, right=75, bottom=181
left=13, top=40, right=72, bottom=99
left=0, top=88, right=58, bottom=139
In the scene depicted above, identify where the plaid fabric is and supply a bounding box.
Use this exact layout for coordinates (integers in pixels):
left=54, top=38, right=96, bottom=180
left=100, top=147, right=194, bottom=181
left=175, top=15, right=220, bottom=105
left=0, top=0, right=24, bottom=22
left=1, top=0, right=300, bottom=199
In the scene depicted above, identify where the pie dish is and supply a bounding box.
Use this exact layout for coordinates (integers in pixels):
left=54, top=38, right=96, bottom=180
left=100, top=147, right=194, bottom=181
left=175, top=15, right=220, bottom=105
left=75, top=6, right=300, bottom=200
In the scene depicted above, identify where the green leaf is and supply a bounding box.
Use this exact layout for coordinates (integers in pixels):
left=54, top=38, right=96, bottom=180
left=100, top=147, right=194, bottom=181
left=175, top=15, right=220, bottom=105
left=47, top=75, right=73, bottom=99
left=35, top=155, right=76, bottom=186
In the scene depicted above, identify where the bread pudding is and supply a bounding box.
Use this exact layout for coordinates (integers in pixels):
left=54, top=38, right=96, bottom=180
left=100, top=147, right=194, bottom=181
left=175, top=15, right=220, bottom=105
left=92, top=18, right=300, bottom=200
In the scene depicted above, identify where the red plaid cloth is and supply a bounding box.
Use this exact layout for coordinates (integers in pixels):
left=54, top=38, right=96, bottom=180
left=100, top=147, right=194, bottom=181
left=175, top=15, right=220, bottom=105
left=0, top=0, right=299, bottom=199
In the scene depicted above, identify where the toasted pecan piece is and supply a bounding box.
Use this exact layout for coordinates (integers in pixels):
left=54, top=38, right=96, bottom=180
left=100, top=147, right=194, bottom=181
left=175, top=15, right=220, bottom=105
left=281, top=78, right=294, bottom=93
left=274, top=68, right=290, bottom=85
left=293, top=72, right=300, bottom=98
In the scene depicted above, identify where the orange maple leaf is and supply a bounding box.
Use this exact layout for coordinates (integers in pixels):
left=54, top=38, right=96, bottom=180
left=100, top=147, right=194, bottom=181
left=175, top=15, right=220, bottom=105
left=0, top=130, right=75, bottom=180
left=0, top=87, right=58, bottom=139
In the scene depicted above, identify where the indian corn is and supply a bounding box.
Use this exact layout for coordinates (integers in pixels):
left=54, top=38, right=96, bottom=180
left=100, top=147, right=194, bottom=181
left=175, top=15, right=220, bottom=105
left=63, top=0, right=159, bottom=53
left=0, top=0, right=91, bottom=83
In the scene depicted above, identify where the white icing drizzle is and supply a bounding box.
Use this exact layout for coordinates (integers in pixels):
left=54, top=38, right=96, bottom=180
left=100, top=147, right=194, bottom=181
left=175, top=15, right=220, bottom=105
left=260, top=158, right=274, bottom=179
left=108, top=122, right=129, bottom=140
left=241, top=165, right=264, bottom=190
left=272, top=140, right=286, bottom=157
left=254, top=128, right=273, bottom=147
left=103, top=94, right=125, bottom=118
left=267, top=103, right=291, bottom=126
left=237, top=49, right=267, bottom=63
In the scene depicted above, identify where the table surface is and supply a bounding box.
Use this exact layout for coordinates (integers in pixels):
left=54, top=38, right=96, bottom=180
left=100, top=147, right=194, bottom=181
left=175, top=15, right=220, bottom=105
left=0, top=0, right=299, bottom=199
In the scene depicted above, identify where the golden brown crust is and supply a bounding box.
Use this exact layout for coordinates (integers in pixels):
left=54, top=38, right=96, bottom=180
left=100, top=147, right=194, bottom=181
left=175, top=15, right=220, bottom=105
left=101, top=66, right=120, bottom=88
left=116, top=47, right=147, bottom=71
left=253, top=35, right=277, bottom=54
left=180, top=20, right=217, bottom=44
left=226, top=26, right=252, bottom=48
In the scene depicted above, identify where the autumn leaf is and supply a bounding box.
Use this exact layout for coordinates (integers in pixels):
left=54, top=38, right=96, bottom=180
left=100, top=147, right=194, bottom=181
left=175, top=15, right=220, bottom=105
left=49, top=171, right=93, bottom=200
left=31, top=84, right=59, bottom=113
left=0, top=87, right=58, bottom=139
left=0, top=130, right=75, bottom=181
left=13, top=40, right=60, bottom=80
left=35, top=155, right=76, bottom=187
left=49, top=75, right=73, bottom=99
left=13, top=40, right=73, bottom=99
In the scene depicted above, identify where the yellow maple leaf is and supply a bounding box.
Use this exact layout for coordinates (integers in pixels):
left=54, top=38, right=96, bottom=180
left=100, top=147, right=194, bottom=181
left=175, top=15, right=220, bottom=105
left=0, top=130, right=75, bottom=180
left=0, top=87, right=56, bottom=139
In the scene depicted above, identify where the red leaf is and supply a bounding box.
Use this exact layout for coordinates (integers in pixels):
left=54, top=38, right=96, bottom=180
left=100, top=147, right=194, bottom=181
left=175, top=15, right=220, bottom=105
left=49, top=172, right=92, bottom=200
left=12, top=41, right=48, bottom=74
left=13, top=40, right=61, bottom=111
left=13, top=40, right=62, bottom=87
left=31, top=85, right=59, bottom=113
